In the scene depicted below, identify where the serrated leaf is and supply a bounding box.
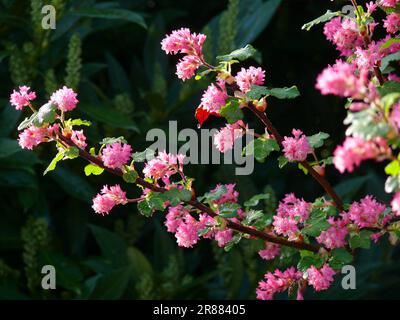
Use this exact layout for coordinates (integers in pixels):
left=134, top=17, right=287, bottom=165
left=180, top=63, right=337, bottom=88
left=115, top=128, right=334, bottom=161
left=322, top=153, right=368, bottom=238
left=84, top=164, right=104, bottom=176
left=43, top=151, right=64, bottom=175
left=381, top=51, right=400, bottom=71
left=216, top=44, right=258, bottom=62
left=245, top=137, right=279, bottom=162
left=69, top=118, right=92, bottom=127
left=307, top=132, right=330, bottom=149
left=203, top=185, right=227, bottom=201
left=302, top=10, right=342, bottom=31
left=131, top=149, right=155, bottom=162
left=297, top=252, right=324, bottom=271
left=244, top=194, right=270, bottom=207
left=246, top=85, right=300, bottom=100
left=329, top=248, right=353, bottom=270
left=35, top=102, right=57, bottom=125
left=277, top=155, right=289, bottom=168
left=349, top=230, right=373, bottom=249
left=137, top=200, right=153, bottom=217
left=385, top=160, right=400, bottom=176
left=99, top=136, right=127, bottom=145
left=122, top=170, right=138, bottom=183
left=218, top=203, right=241, bottom=218
left=219, top=99, right=243, bottom=124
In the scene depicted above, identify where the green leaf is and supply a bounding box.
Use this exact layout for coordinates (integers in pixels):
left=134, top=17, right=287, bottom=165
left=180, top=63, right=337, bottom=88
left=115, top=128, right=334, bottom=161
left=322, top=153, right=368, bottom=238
left=242, top=209, right=264, bottom=226
left=246, top=85, right=300, bottom=100
left=71, top=8, right=146, bottom=29
left=126, top=246, right=153, bottom=281
left=90, top=267, right=131, bottom=299
left=35, top=102, right=57, bottom=125
left=43, top=151, right=64, bottom=175
left=307, top=132, right=330, bottom=149
left=89, top=225, right=128, bottom=267
left=64, top=146, right=79, bottom=159
left=244, top=194, right=270, bottom=207
left=80, top=103, right=139, bottom=132
left=68, top=118, right=92, bottom=126
left=99, top=136, right=128, bottom=145
left=302, top=10, right=342, bottom=31
left=277, top=155, right=289, bottom=168
left=219, top=99, right=243, bottom=124
left=302, top=209, right=330, bottom=237
left=137, top=200, right=153, bottom=217
left=349, top=230, right=373, bottom=249
left=245, top=137, right=279, bottom=162
left=147, top=192, right=166, bottom=211
left=218, top=203, right=241, bottom=218
left=224, top=234, right=242, bottom=252
left=0, top=138, right=21, bottom=158
left=329, top=248, right=353, bottom=270
left=216, top=44, right=258, bottom=62
left=203, top=185, right=227, bottom=202
left=84, top=164, right=104, bottom=176
left=377, top=81, right=400, bottom=97
left=180, top=189, right=193, bottom=202
left=344, top=108, right=390, bottom=140
left=381, top=37, right=400, bottom=49
left=381, top=51, right=400, bottom=72
left=297, top=251, right=325, bottom=271
left=131, top=149, right=155, bottom=162
left=122, top=170, right=138, bottom=183
left=385, top=160, right=400, bottom=176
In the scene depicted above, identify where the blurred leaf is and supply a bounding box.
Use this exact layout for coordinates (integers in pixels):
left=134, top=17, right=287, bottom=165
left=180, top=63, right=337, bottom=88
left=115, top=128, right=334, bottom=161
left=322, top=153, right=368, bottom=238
left=106, top=52, right=131, bottom=94
left=90, top=266, right=131, bottom=299
left=307, top=132, right=330, bottom=149
left=216, top=44, right=258, bottom=62
left=247, top=85, right=300, bottom=100
left=127, top=246, right=153, bottom=281
left=0, top=103, right=21, bottom=137
left=71, top=8, right=146, bottom=29
left=302, top=10, right=342, bottom=31
left=0, top=138, right=21, bottom=158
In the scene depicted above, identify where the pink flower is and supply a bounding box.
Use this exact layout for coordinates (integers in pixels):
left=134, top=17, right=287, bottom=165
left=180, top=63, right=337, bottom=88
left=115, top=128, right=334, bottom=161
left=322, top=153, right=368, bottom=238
left=390, top=103, right=400, bottom=129
left=277, top=193, right=311, bottom=222
left=10, top=86, right=36, bottom=110
left=209, top=184, right=239, bottom=205
left=333, top=137, right=390, bottom=173
left=50, top=86, right=78, bottom=112
left=259, top=242, right=280, bottom=260
left=214, top=229, right=233, bottom=247
left=175, top=215, right=200, bottom=248
left=323, top=17, right=363, bottom=56
left=161, top=28, right=206, bottom=58
left=380, top=0, right=400, bottom=8
left=256, top=267, right=303, bottom=300
left=388, top=74, right=400, bottom=82
left=18, top=126, right=48, bottom=149
left=165, top=204, right=189, bottom=233
left=384, top=13, right=400, bottom=34
left=307, top=264, right=335, bottom=291
left=235, top=66, right=265, bottom=93
left=282, top=129, right=312, bottom=162
left=143, top=152, right=185, bottom=182
left=348, top=195, right=386, bottom=228
left=71, top=130, right=87, bottom=149
left=316, top=60, right=365, bottom=98
left=391, top=192, right=400, bottom=216
left=176, top=55, right=202, bottom=80
left=200, top=80, right=228, bottom=113
left=272, top=216, right=299, bottom=241
left=213, top=120, right=246, bottom=153
left=92, top=184, right=127, bottom=215
left=316, top=217, right=348, bottom=249
left=355, top=42, right=384, bottom=70
left=366, top=2, right=378, bottom=13
left=101, top=142, right=132, bottom=169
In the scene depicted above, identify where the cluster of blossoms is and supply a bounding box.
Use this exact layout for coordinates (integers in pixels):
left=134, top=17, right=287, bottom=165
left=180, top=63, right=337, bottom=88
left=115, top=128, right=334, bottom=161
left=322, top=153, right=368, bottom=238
left=161, top=28, right=206, bottom=80
left=282, top=129, right=313, bottom=162
left=92, top=185, right=128, bottom=215
left=213, top=120, right=246, bottom=152
left=10, top=86, right=36, bottom=110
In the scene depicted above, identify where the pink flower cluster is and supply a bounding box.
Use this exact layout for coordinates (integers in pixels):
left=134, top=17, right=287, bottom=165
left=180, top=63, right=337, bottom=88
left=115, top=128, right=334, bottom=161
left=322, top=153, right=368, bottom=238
left=256, top=267, right=303, bottom=300
left=384, top=13, right=400, bottom=34
left=10, top=86, right=36, bottom=110
left=380, top=0, right=400, bottom=8
left=92, top=185, right=128, bottom=215
left=391, top=192, right=400, bottom=216
left=306, top=264, right=336, bottom=292
left=18, top=126, right=48, bottom=150
left=143, top=152, right=185, bottom=183
left=213, top=120, right=246, bottom=153
left=235, top=66, right=265, bottom=94
left=316, top=217, right=348, bottom=249
left=282, top=129, right=312, bottom=162
left=316, top=60, right=366, bottom=98
left=324, top=17, right=364, bottom=56
left=161, top=28, right=206, bottom=80
left=201, top=80, right=228, bottom=113
left=273, top=193, right=311, bottom=240
left=347, top=195, right=386, bottom=228
left=101, top=142, right=132, bottom=169
left=71, top=130, right=87, bottom=149
left=50, top=86, right=78, bottom=112
left=209, top=183, right=239, bottom=205
left=333, top=136, right=390, bottom=173
left=258, top=242, right=280, bottom=260
left=164, top=205, right=233, bottom=248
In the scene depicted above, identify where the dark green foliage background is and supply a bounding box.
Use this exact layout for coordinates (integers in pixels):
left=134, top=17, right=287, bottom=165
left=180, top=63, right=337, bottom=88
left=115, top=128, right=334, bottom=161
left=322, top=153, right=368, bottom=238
left=0, top=0, right=399, bottom=299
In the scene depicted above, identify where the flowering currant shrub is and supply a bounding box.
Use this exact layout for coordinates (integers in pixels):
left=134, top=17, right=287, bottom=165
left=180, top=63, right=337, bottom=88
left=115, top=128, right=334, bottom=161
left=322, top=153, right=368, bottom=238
left=8, top=0, right=400, bottom=300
